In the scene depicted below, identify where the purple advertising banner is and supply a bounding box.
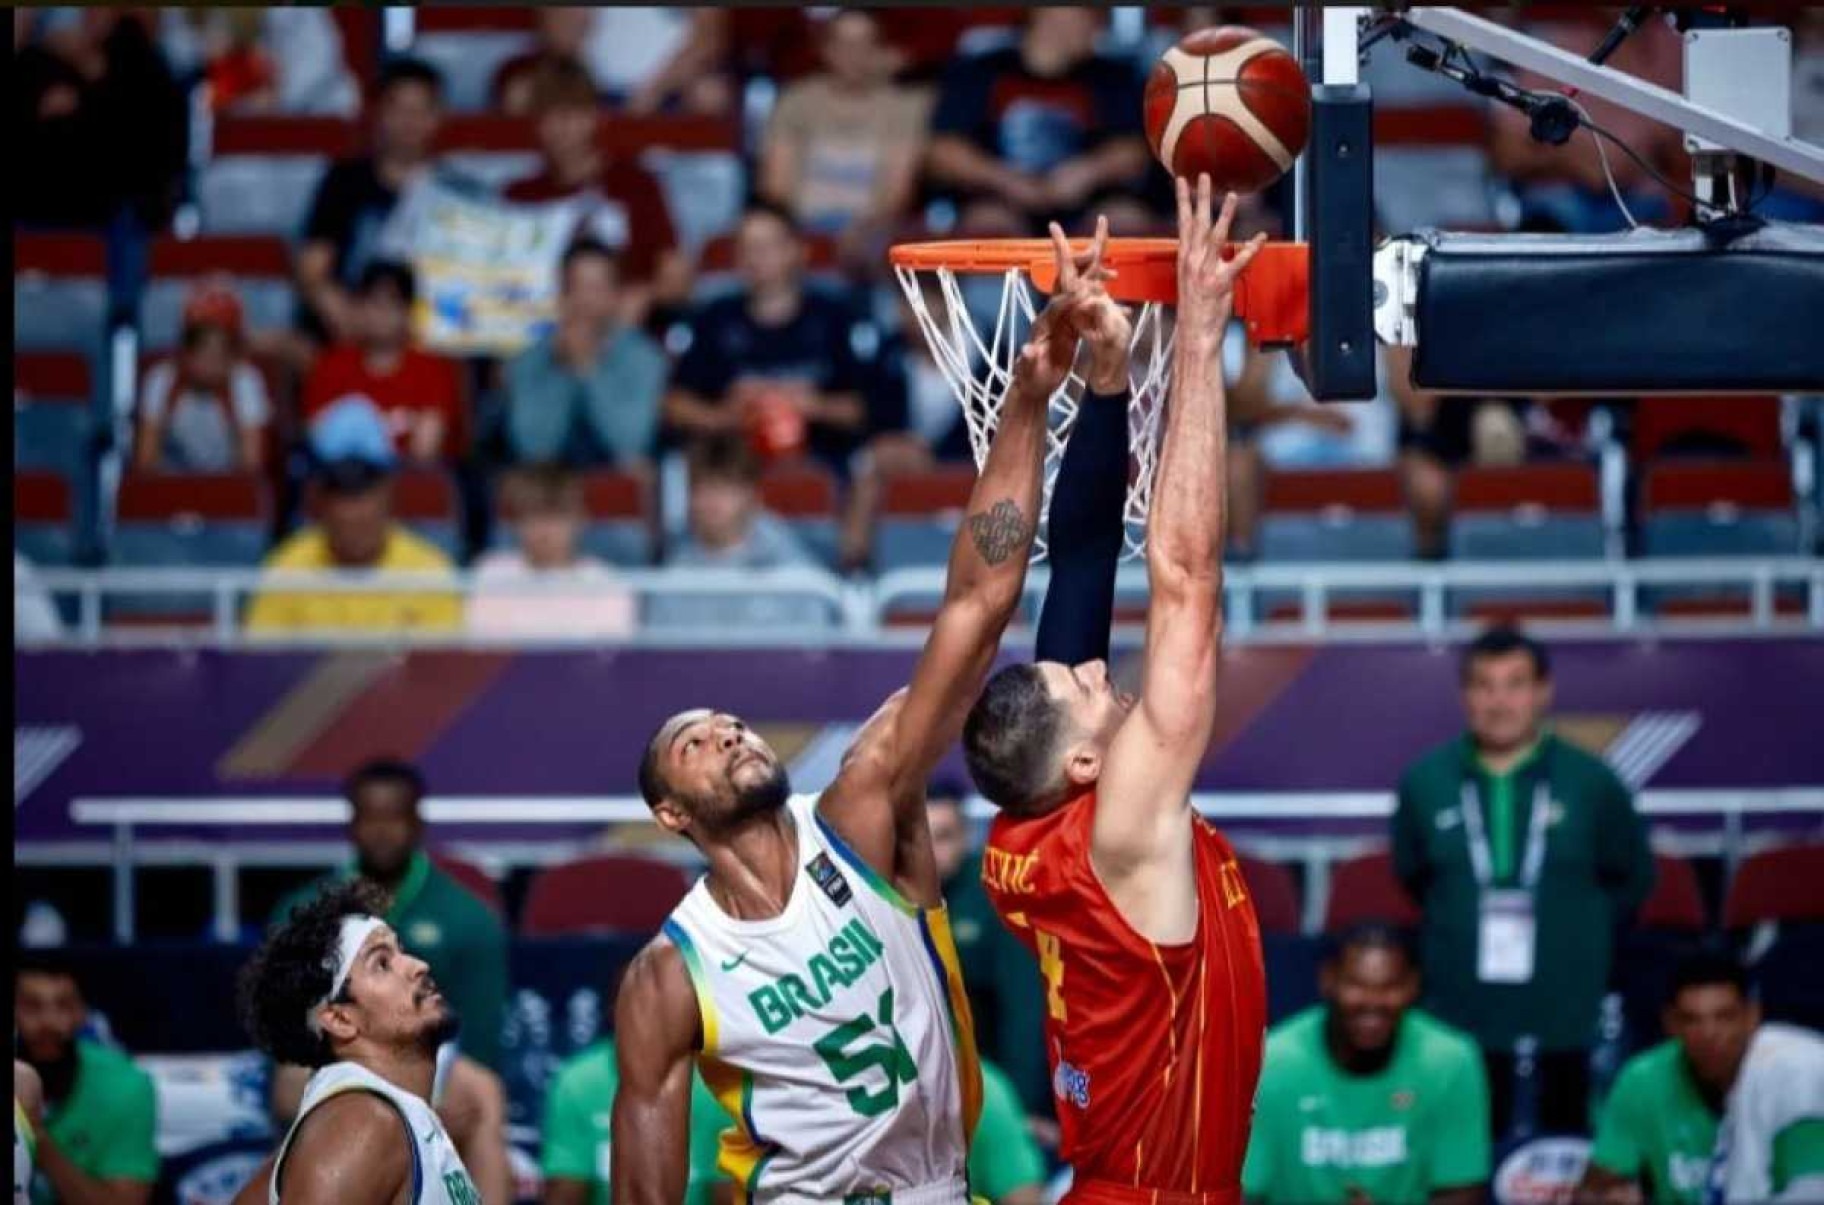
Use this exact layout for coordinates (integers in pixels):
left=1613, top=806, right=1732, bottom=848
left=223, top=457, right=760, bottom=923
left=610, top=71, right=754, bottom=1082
left=15, top=638, right=1824, bottom=845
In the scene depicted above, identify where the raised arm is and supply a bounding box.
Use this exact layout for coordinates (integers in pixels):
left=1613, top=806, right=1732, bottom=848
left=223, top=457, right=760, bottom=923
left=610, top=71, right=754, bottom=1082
left=611, top=939, right=705, bottom=1205
left=1094, top=178, right=1267, bottom=878
left=821, top=225, right=1116, bottom=885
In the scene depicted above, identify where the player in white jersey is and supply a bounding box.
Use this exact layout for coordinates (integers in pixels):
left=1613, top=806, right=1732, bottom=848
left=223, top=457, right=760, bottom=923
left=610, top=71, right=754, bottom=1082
left=614, top=222, right=1132, bottom=1205
left=13, top=1061, right=41, bottom=1205
left=1716, top=1020, right=1824, bottom=1203
left=234, top=880, right=482, bottom=1205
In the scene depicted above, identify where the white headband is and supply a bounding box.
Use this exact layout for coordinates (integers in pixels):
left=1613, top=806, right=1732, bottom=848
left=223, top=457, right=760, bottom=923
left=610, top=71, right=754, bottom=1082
left=307, top=915, right=386, bottom=1036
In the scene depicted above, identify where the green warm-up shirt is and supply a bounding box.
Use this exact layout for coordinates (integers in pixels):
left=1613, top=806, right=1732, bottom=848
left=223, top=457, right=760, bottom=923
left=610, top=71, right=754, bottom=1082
left=970, top=1059, right=1048, bottom=1202
left=34, top=1040, right=160, bottom=1203
left=947, top=854, right=1050, bottom=1116
left=1243, top=1007, right=1490, bottom=1204
left=1588, top=1040, right=1721, bottom=1204
left=272, top=851, right=510, bottom=1070
left=1392, top=732, right=1653, bottom=1052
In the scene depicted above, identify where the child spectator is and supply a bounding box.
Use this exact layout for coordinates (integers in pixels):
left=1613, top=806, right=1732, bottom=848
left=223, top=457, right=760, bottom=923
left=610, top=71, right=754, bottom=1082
left=133, top=284, right=271, bottom=474
left=301, top=261, right=465, bottom=464
left=468, top=465, right=636, bottom=639
left=759, top=10, right=932, bottom=265
left=502, top=239, right=667, bottom=469
left=502, top=58, right=687, bottom=323
left=296, top=57, right=445, bottom=344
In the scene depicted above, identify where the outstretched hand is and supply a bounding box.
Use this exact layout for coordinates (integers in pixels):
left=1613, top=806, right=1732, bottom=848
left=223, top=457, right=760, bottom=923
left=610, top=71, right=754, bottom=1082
left=1176, top=174, right=1269, bottom=352
left=1012, top=217, right=1134, bottom=402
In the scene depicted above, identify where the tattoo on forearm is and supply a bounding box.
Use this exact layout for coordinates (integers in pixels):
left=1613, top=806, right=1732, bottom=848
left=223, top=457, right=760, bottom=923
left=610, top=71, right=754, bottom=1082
left=968, top=499, right=1033, bottom=565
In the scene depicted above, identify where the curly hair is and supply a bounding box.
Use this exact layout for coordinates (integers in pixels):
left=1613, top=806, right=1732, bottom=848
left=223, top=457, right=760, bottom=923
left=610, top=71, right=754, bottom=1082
left=236, top=880, right=389, bottom=1068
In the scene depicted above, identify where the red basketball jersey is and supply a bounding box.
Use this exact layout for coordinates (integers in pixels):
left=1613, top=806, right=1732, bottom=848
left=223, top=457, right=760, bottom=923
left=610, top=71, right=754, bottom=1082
left=982, top=792, right=1268, bottom=1202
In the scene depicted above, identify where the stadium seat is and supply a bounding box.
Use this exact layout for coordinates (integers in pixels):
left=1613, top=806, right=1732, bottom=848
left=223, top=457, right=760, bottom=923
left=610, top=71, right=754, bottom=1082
left=1639, top=852, right=1707, bottom=931
left=1257, top=468, right=1415, bottom=622
left=1633, top=395, right=1784, bottom=462
left=1723, top=843, right=1824, bottom=928
left=760, top=461, right=840, bottom=569
left=14, top=352, right=96, bottom=483
left=578, top=471, right=653, bottom=567
left=1239, top=854, right=1301, bottom=935
left=141, top=237, right=296, bottom=351
left=113, top=473, right=270, bottom=567
left=1323, top=850, right=1422, bottom=932
left=1641, top=461, right=1799, bottom=615
left=1450, top=462, right=1606, bottom=616
left=392, top=469, right=463, bottom=560
left=410, top=28, right=532, bottom=113
left=430, top=852, right=505, bottom=919
left=520, top=854, right=694, bottom=937
left=14, top=233, right=109, bottom=353
left=15, top=470, right=76, bottom=567
left=197, top=117, right=353, bottom=236
left=874, top=466, right=976, bottom=573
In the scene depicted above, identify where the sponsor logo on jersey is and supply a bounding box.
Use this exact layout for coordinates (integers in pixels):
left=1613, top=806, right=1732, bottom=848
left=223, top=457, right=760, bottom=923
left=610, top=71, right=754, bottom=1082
left=808, top=852, right=853, bottom=907
left=982, top=846, right=1040, bottom=895
left=1053, top=1059, right=1091, bottom=1109
left=721, top=951, right=751, bottom=971
left=844, top=1191, right=892, bottom=1205
left=1299, top=1125, right=1411, bottom=1169
left=1390, top=1090, right=1414, bottom=1111
left=746, top=918, right=886, bottom=1035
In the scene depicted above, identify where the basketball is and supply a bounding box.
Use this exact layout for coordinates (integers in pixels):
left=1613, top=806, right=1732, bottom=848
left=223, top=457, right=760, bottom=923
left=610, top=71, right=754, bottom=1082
left=1144, top=26, right=1312, bottom=195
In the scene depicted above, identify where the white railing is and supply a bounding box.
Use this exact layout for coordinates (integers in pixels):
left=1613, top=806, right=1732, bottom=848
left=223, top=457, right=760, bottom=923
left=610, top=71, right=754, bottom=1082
left=19, top=789, right=1822, bottom=942
left=17, top=558, right=1824, bottom=647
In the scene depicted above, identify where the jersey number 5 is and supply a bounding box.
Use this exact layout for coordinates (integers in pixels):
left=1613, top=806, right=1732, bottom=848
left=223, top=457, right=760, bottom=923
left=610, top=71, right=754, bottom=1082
left=813, top=987, right=919, bottom=1118
left=1036, top=929, right=1067, bottom=1021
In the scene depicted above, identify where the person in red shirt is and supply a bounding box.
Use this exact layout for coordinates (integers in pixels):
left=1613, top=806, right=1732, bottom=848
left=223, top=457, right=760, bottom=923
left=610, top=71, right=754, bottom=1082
left=501, top=58, right=688, bottom=324
left=962, top=180, right=1271, bottom=1205
left=301, top=261, right=464, bottom=463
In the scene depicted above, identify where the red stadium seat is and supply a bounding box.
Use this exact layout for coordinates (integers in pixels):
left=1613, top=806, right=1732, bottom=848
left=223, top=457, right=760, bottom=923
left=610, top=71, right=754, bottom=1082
left=1642, top=460, right=1794, bottom=513
left=14, top=351, right=93, bottom=399
left=1239, top=854, right=1300, bottom=935
left=1454, top=462, right=1600, bottom=513
left=115, top=473, right=268, bottom=523
left=1263, top=467, right=1407, bottom=515
left=1724, top=843, right=1824, bottom=928
left=880, top=467, right=978, bottom=517
left=520, top=854, right=695, bottom=937
left=1639, top=853, right=1707, bottom=931
left=581, top=471, right=649, bottom=519
left=1633, top=395, right=1783, bottom=463
left=415, top=6, right=534, bottom=31
left=430, top=852, right=505, bottom=919
left=434, top=114, right=738, bottom=157
left=15, top=470, right=73, bottom=523
left=1324, top=850, right=1421, bottom=932
left=212, top=115, right=360, bottom=157
left=759, top=462, right=838, bottom=518
left=148, top=235, right=292, bottom=278
left=577, top=471, right=654, bottom=567
left=391, top=469, right=459, bottom=524
left=13, top=232, right=108, bottom=277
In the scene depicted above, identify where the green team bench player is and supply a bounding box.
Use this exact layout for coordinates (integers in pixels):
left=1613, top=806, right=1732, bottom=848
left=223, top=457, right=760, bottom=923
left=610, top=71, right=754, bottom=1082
left=1580, top=951, right=1824, bottom=1205
left=1244, top=925, right=1490, bottom=1205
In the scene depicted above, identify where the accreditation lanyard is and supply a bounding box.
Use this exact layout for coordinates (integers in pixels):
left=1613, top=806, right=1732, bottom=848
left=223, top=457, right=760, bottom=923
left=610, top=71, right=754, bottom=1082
left=1461, top=779, right=1551, bottom=984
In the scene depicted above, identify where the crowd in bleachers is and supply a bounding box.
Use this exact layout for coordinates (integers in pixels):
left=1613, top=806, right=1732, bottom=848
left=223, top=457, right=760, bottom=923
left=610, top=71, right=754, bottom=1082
left=13, top=6, right=1824, bottom=636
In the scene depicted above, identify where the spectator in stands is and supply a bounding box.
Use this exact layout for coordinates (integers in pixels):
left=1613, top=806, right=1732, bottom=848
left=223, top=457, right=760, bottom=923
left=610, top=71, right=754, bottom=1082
left=468, top=465, right=637, bottom=639
left=541, top=965, right=733, bottom=1205
left=759, top=10, right=933, bottom=267
left=664, top=203, right=880, bottom=478
left=1488, top=15, right=1686, bottom=234
left=296, top=57, right=445, bottom=344
left=269, top=759, right=509, bottom=1073
left=14, top=8, right=188, bottom=230
left=928, top=787, right=1052, bottom=1124
left=157, top=8, right=358, bottom=115
left=1243, top=924, right=1491, bottom=1205
left=503, top=59, right=689, bottom=324
left=133, top=284, right=272, bottom=474
left=1581, top=950, right=1824, bottom=1205
left=925, top=8, right=1150, bottom=236
left=14, top=950, right=160, bottom=1203
left=494, top=7, right=724, bottom=118
left=1393, top=626, right=1653, bottom=1139
left=244, top=404, right=461, bottom=635
left=503, top=240, right=668, bottom=469
left=302, top=261, right=465, bottom=464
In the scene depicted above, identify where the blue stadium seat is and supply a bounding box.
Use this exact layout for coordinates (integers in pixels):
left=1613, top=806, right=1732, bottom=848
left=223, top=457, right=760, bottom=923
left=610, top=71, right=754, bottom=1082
left=1449, top=463, right=1608, bottom=618
left=15, top=471, right=76, bottom=567
left=410, top=30, right=532, bottom=113
left=760, top=462, right=841, bottom=570
left=873, top=466, right=974, bottom=575
left=139, top=237, right=296, bottom=351
left=110, top=474, right=271, bottom=621
left=392, top=469, right=464, bottom=561
left=579, top=471, right=654, bottom=568
left=197, top=115, right=354, bottom=235
left=13, top=233, right=108, bottom=354
left=1641, top=460, right=1800, bottom=617
left=14, top=352, right=96, bottom=484
left=1257, top=468, right=1416, bottom=623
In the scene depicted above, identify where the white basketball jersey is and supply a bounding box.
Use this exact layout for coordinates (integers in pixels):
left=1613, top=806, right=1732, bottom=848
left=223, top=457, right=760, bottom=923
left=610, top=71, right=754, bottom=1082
left=663, top=793, right=982, bottom=1204
left=13, top=1099, right=32, bottom=1205
left=270, top=1061, right=479, bottom=1205
left=1719, top=1022, right=1824, bottom=1203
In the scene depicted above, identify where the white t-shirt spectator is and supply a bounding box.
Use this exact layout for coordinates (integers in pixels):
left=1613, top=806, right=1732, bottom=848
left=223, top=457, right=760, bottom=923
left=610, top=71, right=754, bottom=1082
left=584, top=9, right=693, bottom=98
left=465, top=550, right=637, bottom=639
left=137, top=359, right=271, bottom=472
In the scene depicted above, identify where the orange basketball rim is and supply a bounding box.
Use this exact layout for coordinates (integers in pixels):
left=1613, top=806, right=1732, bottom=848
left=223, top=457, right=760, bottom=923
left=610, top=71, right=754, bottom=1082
left=889, top=237, right=1309, bottom=347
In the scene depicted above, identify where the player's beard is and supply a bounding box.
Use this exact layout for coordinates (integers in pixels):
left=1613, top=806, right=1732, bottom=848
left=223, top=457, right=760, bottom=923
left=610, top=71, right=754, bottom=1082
left=418, top=1000, right=462, bottom=1056
left=700, top=762, right=791, bottom=837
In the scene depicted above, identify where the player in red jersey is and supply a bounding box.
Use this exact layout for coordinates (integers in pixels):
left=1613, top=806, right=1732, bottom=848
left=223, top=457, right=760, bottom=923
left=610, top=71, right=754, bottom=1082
left=961, top=175, right=1270, bottom=1205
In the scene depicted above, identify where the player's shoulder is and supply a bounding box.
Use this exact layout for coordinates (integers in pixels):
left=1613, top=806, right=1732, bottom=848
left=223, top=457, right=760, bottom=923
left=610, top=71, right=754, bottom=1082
left=285, top=1090, right=415, bottom=1185
left=1612, top=1038, right=1682, bottom=1097
left=76, top=1039, right=154, bottom=1096
left=1264, top=1005, right=1327, bottom=1058
left=1402, top=1008, right=1485, bottom=1070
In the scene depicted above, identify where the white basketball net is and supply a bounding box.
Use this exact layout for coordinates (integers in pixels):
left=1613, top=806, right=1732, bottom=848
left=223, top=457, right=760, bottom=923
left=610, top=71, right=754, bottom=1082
left=894, top=263, right=1175, bottom=561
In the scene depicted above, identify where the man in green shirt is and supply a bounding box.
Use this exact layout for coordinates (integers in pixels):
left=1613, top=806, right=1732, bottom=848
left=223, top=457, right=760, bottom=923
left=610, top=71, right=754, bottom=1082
left=1393, top=626, right=1653, bottom=1138
left=14, top=952, right=159, bottom=1205
left=1244, top=925, right=1490, bottom=1205
left=272, top=758, right=510, bottom=1070
left=1582, top=951, right=1824, bottom=1205
left=971, top=1059, right=1047, bottom=1205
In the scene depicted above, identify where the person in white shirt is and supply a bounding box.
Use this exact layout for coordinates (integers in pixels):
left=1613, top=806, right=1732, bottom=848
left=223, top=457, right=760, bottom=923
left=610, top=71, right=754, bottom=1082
left=467, top=465, right=636, bottom=639
left=133, top=285, right=271, bottom=473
